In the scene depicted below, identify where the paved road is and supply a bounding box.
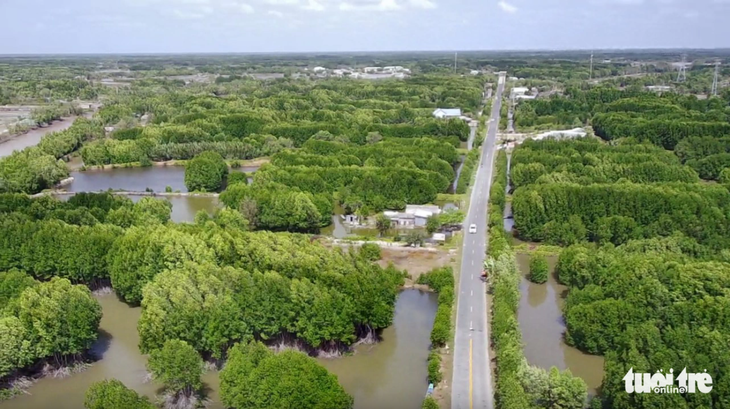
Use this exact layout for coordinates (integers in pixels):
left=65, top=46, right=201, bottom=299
left=451, top=72, right=506, bottom=409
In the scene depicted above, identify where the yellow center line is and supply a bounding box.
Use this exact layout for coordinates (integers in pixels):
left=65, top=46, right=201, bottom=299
left=469, top=338, right=473, bottom=409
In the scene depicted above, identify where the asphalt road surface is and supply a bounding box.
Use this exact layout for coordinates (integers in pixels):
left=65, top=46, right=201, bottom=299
left=451, top=72, right=506, bottom=409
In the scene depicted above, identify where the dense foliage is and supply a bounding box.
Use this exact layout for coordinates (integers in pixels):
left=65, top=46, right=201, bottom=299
left=84, top=379, right=156, bottom=409
left=135, top=227, right=403, bottom=357
left=417, top=267, right=455, bottom=347
left=219, top=341, right=353, bottom=409
left=528, top=254, right=548, bottom=284
left=1, top=277, right=101, bottom=384
left=511, top=138, right=730, bottom=250
left=184, top=151, right=228, bottom=192
left=558, top=238, right=730, bottom=408
left=147, top=339, right=203, bottom=399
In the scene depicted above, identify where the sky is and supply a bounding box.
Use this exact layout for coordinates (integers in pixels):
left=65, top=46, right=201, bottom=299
left=1, top=0, right=729, bottom=54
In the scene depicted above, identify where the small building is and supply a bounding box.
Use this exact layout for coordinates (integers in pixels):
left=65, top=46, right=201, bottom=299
left=470, top=70, right=480, bottom=75
left=646, top=85, right=672, bottom=93
left=432, top=108, right=462, bottom=119
left=363, top=67, right=380, bottom=73
left=313, top=66, right=326, bottom=73
left=383, top=211, right=415, bottom=227
left=511, top=87, right=529, bottom=96
left=432, top=233, right=447, bottom=242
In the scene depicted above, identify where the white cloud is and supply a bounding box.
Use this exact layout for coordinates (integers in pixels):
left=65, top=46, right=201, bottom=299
left=340, top=0, right=402, bottom=11
left=302, top=0, right=325, bottom=10
left=265, top=0, right=299, bottom=4
left=268, top=9, right=285, bottom=17
left=236, top=3, right=255, bottom=13
left=172, top=9, right=208, bottom=18
left=409, top=0, right=436, bottom=8
left=498, top=0, right=517, bottom=13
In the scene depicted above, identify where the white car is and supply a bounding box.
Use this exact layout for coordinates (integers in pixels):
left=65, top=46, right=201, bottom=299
left=469, top=224, right=477, bottom=234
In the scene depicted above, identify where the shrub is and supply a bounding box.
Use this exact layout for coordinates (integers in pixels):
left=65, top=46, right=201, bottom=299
left=360, top=243, right=382, bottom=261
left=528, top=254, right=548, bottom=284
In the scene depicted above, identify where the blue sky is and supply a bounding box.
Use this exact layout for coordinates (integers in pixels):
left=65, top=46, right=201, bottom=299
left=1, top=0, right=729, bottom=54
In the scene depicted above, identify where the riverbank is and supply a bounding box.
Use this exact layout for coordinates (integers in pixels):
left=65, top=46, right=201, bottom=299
left=0, top=117, right=78, bottom=158
left=80, top=157, right=269, bottom=171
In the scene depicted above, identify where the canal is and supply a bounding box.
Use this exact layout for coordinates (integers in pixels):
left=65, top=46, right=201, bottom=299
left=515, top=251, right=605, bottom=394
left=3, top=289, right=437, bottom=409
left=0, top=118, right=77, bottom=158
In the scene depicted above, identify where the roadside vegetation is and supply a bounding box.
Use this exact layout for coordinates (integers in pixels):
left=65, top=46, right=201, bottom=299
left=507, top=76, right=730, bottom=407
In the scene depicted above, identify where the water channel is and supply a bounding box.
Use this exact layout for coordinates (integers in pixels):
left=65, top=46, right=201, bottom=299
left=61, top=166, right=265, bottom=223
left=503, top=152, right=604, bottom=393
left=0, top=118, right=78, bottom=158
left=515, top=254, right=605, bottom=394
left=3, top=289, right=437, bottom=409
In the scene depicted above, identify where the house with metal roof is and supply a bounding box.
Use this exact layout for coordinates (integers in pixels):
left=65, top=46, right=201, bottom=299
left=432, top=108, right=462, bottom=119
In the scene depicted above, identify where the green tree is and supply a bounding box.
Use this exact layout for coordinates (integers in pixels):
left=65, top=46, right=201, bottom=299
left=15, top=277, right=102, bottom=366
left=529, top=254, right=549, bottom=284
left=184, top=151, right=228, bottom=192
left=220, top=341, right=353, bottom=409
left=147, top=339, right=203, bottom=399
left=375, top=214, right=391, bottom=237
left=0, top=315, right=33, bottom=379
left=84, top=379, right=155, bottom=409
left=0, top=269, right=37, bottom=309
left=422, top=396, right=440, bottom=409
left=360, top=243, right=382, bottom=261
left=426, top=215, right=442, bottom=234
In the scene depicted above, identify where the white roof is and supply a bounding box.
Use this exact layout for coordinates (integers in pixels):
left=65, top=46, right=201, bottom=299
left=433, top=108, right=462, bottom=117
left=512, top=87, right=529, bottom=94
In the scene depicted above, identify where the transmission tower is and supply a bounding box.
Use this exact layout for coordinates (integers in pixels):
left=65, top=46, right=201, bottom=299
left=676, top=54, right=687, bottom=82
left=711, top=61, right=721, bottom=96
left=589, top=51, right=594, bottom=80
left=454, top=52, right=458, bottom=74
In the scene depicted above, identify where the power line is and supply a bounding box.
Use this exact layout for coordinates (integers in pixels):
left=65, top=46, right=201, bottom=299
left=676, top=54, right=687, bottom=82
left=589, top=51, right=594, bottom=80
left=712, top=61, right=720, bottom=97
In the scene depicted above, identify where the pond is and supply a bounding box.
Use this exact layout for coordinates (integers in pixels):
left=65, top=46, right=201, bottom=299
left=515, top=253, right=605, bottom=394
left=67, top=167, right=188, bottom=193
left=3, top=289, right=437, bottom=409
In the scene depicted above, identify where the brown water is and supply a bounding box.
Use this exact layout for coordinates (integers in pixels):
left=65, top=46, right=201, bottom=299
left=0, top=118, right=77, bottom=158
left=4, top=289, right=437, bottom=409
left=67, top=167, right=189, bottom=193
left=127, top=195, right=220, bottom=223
left=515, top=253, right=605, bottom=394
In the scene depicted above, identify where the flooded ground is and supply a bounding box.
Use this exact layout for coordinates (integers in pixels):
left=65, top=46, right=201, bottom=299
left=515, top=253, right=604, bottom=394
left=3, top=290, right=437, bottom=409
left=0, top=118, right=77, bottom=158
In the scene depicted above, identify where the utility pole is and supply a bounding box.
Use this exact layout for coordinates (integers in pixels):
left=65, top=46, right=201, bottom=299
left=711, top=61, right=720, bottom=97
left=677, top=54, right=687, bottom=82
left=589, top=51, right=594, bottom=80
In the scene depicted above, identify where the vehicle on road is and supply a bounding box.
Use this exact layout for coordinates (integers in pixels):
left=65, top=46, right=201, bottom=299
left=469, top=224, right=477, bottom=234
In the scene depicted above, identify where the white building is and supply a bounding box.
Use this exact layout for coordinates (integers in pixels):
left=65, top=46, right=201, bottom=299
left=364, top=67, right=380, bottom=73
left=432, top=108, right=462, bottom=119
left=384, top=205, right=442, bottom=228
left=313, top=67, right=326, bottom=73
left=470, top=70, right=480, bottom=75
